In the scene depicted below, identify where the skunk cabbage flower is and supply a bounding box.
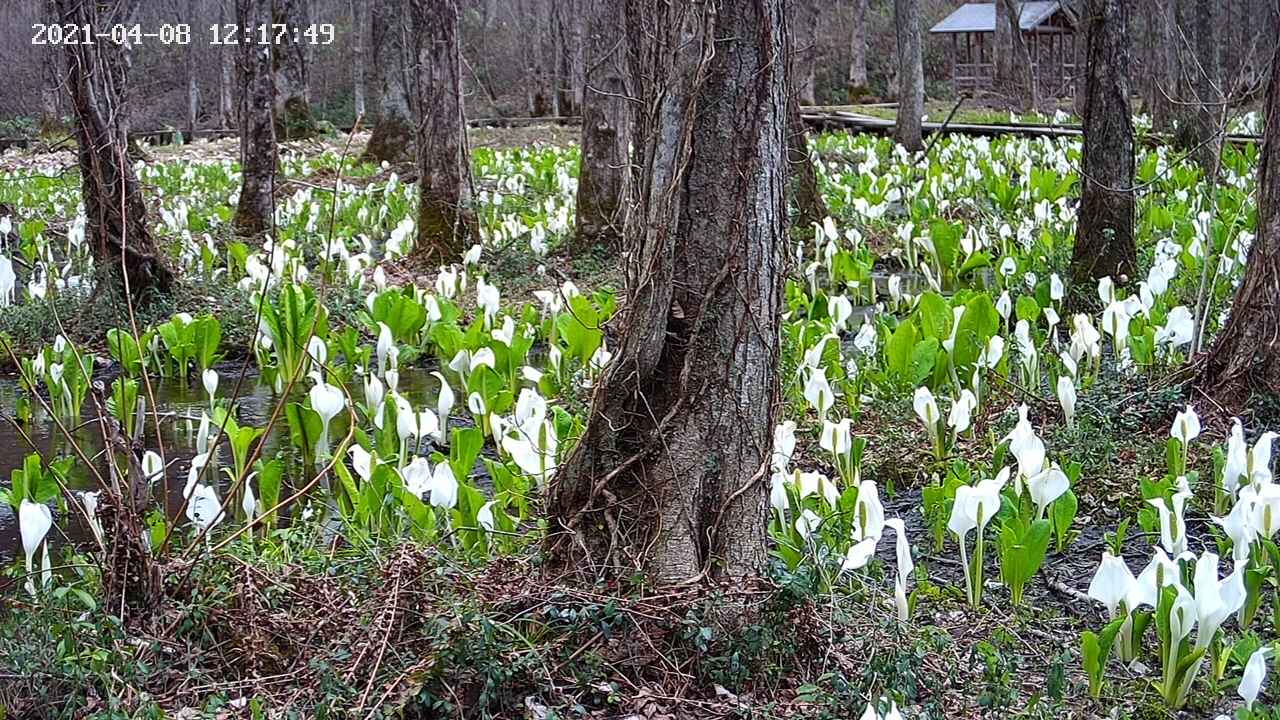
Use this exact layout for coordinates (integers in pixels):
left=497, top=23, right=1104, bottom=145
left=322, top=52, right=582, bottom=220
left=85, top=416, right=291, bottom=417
left=349, top=444, right=374, bottom=482
left=19, top=499, right=53, bottom=595
left=309, top=381, right=345, bottom=460
left=141, top=450, right=164, bottom=484
left=1149, top=484, right=1193, bottom=557
left=81, top=491, right=104, bottom=548
left=803, top=368, right=834, bottom=420
left=402, top=456, right=432, bottom=499
left=819, top=418, right=852, bottom=457
left=242, top=476, right=258, bottom=521
left=426, top=462, right=459, bottom=509
left=913, top=386, right=940, bottom=442
left=476, top=278, right=501, bottom=327
left=1054, top=376, right=1075, bottom=425
left=949, top=468, right=1009, bottom=543
left=1087, top=551, right=1136, bottom=617
left=886, top=517, right=914, bottom=621
left=476, top=500, right=496, bottom=533
left=187, top=484, right=223, bottom=531
left=202, top=368, right=218, bottom=403
left=1170, top=404, right=1201, bottom=445
left=1027, top=464, right=1069, bottom=519
left=1240, top=647, right=1272, bottom=710
left=829, top=294, right=853, bottom=332
left=769, top=472, right=789, bottom=519
left=1155, top=306, right=1194, bottom=348
left=1223, top=419, right=1249, bottom=497
left=1191, top=551, right=1246, bottom=649
left=364, top=373, right=385, bottom=428
left=947, top=389, right=978, bottom=437
left=376, top=322, right=394, bottom=376
left=432, top=371, right=455, bottom=442
left=1251, top=432, right=1278, bottom=487
left=1213, top=494, right=1258, bottom=562
left=771, top=421, right=797, bottom=472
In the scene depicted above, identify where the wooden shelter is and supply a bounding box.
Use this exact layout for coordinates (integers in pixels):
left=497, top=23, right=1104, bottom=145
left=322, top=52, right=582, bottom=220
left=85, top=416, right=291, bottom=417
left=930, top=1, right=1079, bottom=97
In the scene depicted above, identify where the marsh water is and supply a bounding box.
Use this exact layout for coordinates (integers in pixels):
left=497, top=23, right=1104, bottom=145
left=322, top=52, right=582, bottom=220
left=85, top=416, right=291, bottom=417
left=0, top=366, right=447, bottom=566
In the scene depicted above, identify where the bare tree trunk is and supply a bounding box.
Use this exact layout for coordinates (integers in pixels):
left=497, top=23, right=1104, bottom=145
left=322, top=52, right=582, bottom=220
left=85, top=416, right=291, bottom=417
left=54, top=0, right=171, bottom=295
left=413, top=0, right=477, bottom=262
left=847, top=0, right=868, bottom=99
left=218, top=0, right=236, bottom=127
left=552, top=0, right=584, bottom=115
left=233, top=0, right=276, bottom=237
left=548, top=0, right=786, bottom=584
left=185, top=0, right=200, bottom=139
left=272, top=0, right=317, bottom=138
left=523, top=0, right=556, bottom=116
left=893, top=0, right=924, bottom=151
left=572, top=0, right=631, bottom=251
left=1071, top=0, right=1135, bottom=286
left=793, top=0, right=818, bottom=105
left=1000, top=0, right=1036, bottom=111
left=351, top=0, right=366, bottom=118
left=1150, top=0, right=1180, bottom=132
left=994, top=0, right=1013, bottom=89
left=1200, top=18, right=1280, bottom=404
left=1177, top=0, right=1221, bottom=168
left=363, top=0, right=414, bottom=163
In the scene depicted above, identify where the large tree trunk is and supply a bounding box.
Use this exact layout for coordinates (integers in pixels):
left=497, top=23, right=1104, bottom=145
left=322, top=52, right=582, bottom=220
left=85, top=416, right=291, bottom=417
left=893, top=0, right=924, bottom=151
left=1000, top=0, right=1036, bottom=111
left=1070, top=0, right=1136, bottom=286
left=233, top=0, right=276, bottom=237
left=272, top=0, right=317, bottom=138
left=413, top=0, right=478, bottom=262
left=351, top=0, right=367, bottom=118
left=362, top=0, right=414, bottom=163
left=793, top=0, right=819, bottom=105
left=218, top=0, right=236, bottom=127
left=847, top=0, right=868, bottom=99
left=1200, top=21, right=1280, bottom=403
left=55, top=0, right=171, bottom=295
left=572, top=0, right=631, bottom=252
left=553, top=0, right=584, bottom=116
left=548, top=0, right=786, bottom=584
left=994, top=0, right=1013, bottom=90
left=523, top=0, right=556, bottom=116
left=1150, top=0, right=1181, bottom=132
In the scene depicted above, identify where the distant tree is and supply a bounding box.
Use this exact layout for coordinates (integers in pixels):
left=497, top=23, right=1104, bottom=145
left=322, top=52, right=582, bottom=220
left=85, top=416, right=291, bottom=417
left=792, top=0, right=819, bottom=105
left=892, top=0, right=924, bottom=151
left=412, top=0, right=477, bottom=262
left=54, top=0, right=171, bottom=294
left=847, top=0, right=868, bottom=99
left=232, top=0, right=277, bottom=237
left=999, top=0, right=1036, bottom=111
left=272, top=0, right=317, bottom=138
left=787, top=88, right=827, bottom=230
left=1174, top=0, right=1222, bottom=168
left=218, top=0, right=236, bottom=128
left=572, top=0, right=631, bottom=251
left=548, top=0, right=787, bottom=583
left=351, top=0, right=367, bottom=119
left=1070, top=0, right=1136, bottom=286
left=362, top=0, right=413, bottom=163
left=185, top=0, right=201, bottom=138
left=1149, top=0, right=1181, bottom=132
left=1199, top=19, right=1280, bottom=403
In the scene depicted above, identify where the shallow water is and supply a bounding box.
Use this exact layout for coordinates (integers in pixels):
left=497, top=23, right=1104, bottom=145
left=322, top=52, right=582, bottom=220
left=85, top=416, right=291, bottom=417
left=0, top=365, right=445, bottom=565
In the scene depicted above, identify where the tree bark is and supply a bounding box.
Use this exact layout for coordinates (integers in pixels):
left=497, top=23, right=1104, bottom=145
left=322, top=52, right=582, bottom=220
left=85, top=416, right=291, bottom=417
left=994, top=0, right=1013, bottom=88
left=413, top=0, right=478, bottom=262
left=185, top=0, right=200, bottom=138
left=218, top=0, right=236, bottom=128
left=1175, top=0, right=1221, bottom=168
left=788, top=83, right=827, bottom=231
left=1000, top=0, right=1036, bottom=111
left=1199, top=18, right=1280, bottom=404
left=553, top=0, right=584, bottom=115
left=1071, top=0, right=1136, bottom=287
left=233, top=0, right=277, bottom=237
left=351, top=0, right=367, bottom=118
left=548, top=0, right=786, bottom=584
left=572, top=0, right=631, bottom=252
left=893, top=0, right=924, bottom=151
left=1150, top=0, right=1181, bottom=132
left=847, top=0, right=868, bottom=99
left=272, top=0, right=317, bottom=138
left=362, top=0, right=414, bottom=163
left=793, top=0, right=818, bottom=105
left=54, top=0, right=171, bottom=295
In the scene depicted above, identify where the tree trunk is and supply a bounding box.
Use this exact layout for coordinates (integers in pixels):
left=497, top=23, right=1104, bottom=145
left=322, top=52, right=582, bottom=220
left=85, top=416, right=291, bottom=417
left=547, top=0, right=786, bottom=584
left=788, top=84, right=827, bottom=231
left=1000, top=0, right=1036, bottom=111
left=1177, top=0, right=1221, bottom=168
left=1150, top=0, right=1180, bottom=132
left=1199, top=20, right=1280, bottom=404
left=793, top=0, right=818, bottom=105
left=413, top=0, right=478, bottom=262
left=893, top=0, right=924, bottom=151
left=54, top=0, right=171, bottom=295
left=572, top=0, right=631, bottom=252
left=218, top=0, right=236, bottom=128
left=1071, top=0, right=1136, bottom=287
left=185, top=0, right=200, bottom=139
left=272, top=0, right=317, bottom=138
left=362, top=0, right=414, bottom=163
left=233, top=0, right=277, bottom=237
left=847, top=0, right=868, bottom=99
left=352, top=0, right=367, bottom=118
left=553, top=0, right=584, bottom=116
left=994, top=0, right=1013, bottom=89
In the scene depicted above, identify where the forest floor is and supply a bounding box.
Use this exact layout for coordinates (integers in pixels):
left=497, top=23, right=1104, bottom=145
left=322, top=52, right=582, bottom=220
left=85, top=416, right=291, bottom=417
left=0, top=125, right=1272, bottom=720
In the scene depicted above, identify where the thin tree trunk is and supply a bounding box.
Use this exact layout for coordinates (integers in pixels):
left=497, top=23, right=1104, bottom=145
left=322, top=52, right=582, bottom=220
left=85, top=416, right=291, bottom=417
left=352, top=0, right=367, bottom=118
left=788, top=82, right=827, bottom=230
left=413, top=0, right=477, bottom=262
left=553, top=0, right=584, bottom=115
left=548, top=0, right=786, bottom=584
left=362, top=0, right=414, bottom=163
left=272, top=0, right=316, bottom=138
left=995, top=0, right=1013, bottom=88
left=893, top=0, right=924, bottom=151
left=1179, top=0, right=1221, bottom=168
left=219, top=0, right=236, bottom=127
left=572, top=0, right=631, bottom=251
left=794, top=0, right=818, bottom=105
left=233, top=0, right=276, bottom=237
left=1151, top=0, right=1180, bottom=132
left=1000, top=0, right=1036, bottom=111
left=186, top=0, right=200, bottom=138
left=1071, top=0, right=1136, bottom=287
left=54, top=0, right=171, bottom=295
left=847, top=0, right=868, bottom=99
left=1200, top=16, right=1280, bottom=404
